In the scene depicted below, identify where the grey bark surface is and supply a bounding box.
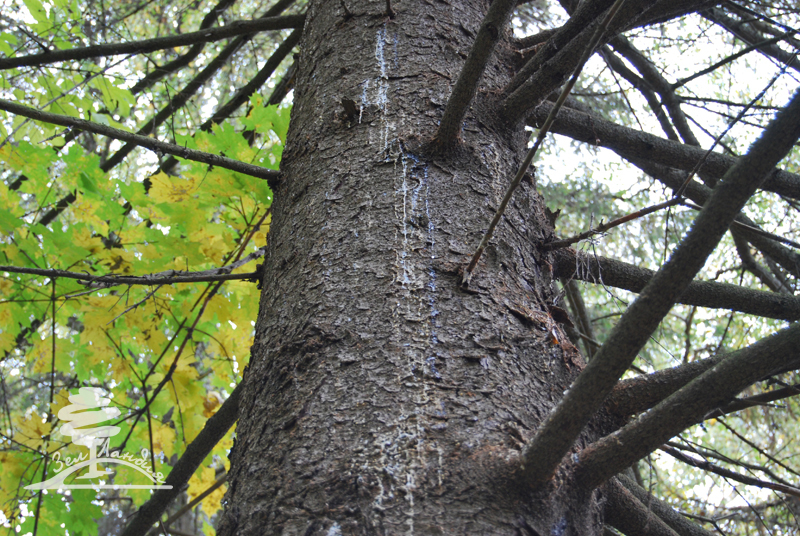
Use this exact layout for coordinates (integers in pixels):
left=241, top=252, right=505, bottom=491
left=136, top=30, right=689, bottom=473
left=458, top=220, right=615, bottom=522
left=217, top=1, right=608, bottom=534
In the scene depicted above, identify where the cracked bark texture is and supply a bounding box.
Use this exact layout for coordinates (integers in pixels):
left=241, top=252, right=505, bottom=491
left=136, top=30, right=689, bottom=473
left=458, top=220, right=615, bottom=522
left=217, top=1, right=608, bottom=534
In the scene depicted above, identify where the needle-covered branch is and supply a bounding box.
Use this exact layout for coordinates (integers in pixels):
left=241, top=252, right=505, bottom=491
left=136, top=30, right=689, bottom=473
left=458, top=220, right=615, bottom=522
left=553, top=249, right=800, bottom=320
left=0, top=99, right=280, bottom=182
left=574, top=322, right=800, bottom=489
left=0, top=15, right=305, bottom=70
left=432, top=0, right=517, bottom=146
left=521, top=87, right=800, bottom=487
left=119, top=383, right=241, bottom=536
left=529, top=102, right=800, bottom=200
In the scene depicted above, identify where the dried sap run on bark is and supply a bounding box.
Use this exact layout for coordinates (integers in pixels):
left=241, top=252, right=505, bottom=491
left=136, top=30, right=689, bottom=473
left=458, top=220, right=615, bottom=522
left=217, top=1, right=613, bottom=534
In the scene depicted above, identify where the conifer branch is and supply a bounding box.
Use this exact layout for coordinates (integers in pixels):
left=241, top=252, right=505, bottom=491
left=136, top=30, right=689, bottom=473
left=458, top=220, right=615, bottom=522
left=574, top=322, right=800, bottom=489
left=521, top=86, right=800, bottom=487
left=554, top=249, right=800, bottom=320
left=432, top=0, right=517, bottom=146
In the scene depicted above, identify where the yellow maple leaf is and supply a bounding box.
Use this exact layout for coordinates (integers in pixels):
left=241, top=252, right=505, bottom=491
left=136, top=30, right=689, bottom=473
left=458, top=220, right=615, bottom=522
left=187, top=466, right=226, bottom=517
left=149, top=172, right=198, bottom=203
left=152, top=422, right=176, bottom=458
left=13, top=409, right=52, bottom=449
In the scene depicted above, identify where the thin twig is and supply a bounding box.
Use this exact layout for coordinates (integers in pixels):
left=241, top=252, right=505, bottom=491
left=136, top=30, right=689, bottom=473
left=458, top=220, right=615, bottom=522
left=544, top=197, right=682, bottom=250
left=0, top=248, right=265, bottom=288
left=0, top=99, right=280, bottom=182
left=683, top=201, right=800, bottom=250
left=661, top=445, right=800, bottom=498
left=0, top=15, right=305, bottom=70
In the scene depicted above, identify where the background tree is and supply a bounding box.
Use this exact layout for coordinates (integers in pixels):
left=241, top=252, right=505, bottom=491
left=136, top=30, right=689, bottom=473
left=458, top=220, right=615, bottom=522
left=1, top=0, right=800, bottom=534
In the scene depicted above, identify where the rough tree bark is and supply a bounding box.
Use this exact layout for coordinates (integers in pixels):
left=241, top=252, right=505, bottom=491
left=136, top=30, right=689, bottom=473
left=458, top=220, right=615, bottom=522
left=217, top=1, right=609, bottom=534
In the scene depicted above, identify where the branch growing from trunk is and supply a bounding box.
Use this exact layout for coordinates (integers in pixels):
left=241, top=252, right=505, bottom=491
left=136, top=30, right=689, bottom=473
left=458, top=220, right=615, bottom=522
left=544, top=197, right=682, bottom=250
left=553, top=249, right=800, bottom=320
left=0, top=248, right=264, bottom=288
left=574, top=321, right=800, bottom=489
left=119, top=383, right=241, bottom=536
left=605, top=353, right=725, bottom=416
left=617, top=474, right=717, bottom=536
left=0, top=99, right=280, bottom=182
left=604, top=478, right=681, bottom=536
left=521, top=86, right=800, bottom=487
left=529, top=102, right=800, bottom=200
left=0, top=15, right=305, bottom=70
left=463, top=0, right=629, bottom=284
left=432, top=0, right=517, bottom=146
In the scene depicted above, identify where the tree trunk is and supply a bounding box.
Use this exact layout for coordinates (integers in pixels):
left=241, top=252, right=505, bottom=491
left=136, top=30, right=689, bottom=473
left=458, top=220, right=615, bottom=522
left=218, top=2, right=607, bottom=533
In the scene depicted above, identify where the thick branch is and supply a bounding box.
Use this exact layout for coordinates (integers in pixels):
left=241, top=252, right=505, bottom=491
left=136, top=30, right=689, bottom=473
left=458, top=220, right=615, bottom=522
left=605, top=354, right=725, bottom=417
left=521, top=87, right=800, bottom=486
left=628, top=158, right=800, bottom=279
left=617, top=475, right=717, bottom=536
left=575, top=322, right=800, bottom=489
left=605, top=478, right=681, bottom=536
left=553, top=249, right=800, bottom=320
left=529, top=102, right=800, bottom=200
left=119, top=383, right=241, bottom=536
left=0, top=99, right=279, bottom=182
left=432, top=0, right=516, bottom=146
left=0, top=15, right=305, bottom=70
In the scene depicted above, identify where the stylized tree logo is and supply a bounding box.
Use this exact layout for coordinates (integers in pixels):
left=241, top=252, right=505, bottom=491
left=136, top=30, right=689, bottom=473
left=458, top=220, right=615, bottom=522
left=25, top=387, right=172, bottom=490
left=57, top=387, right=121, bottom=479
